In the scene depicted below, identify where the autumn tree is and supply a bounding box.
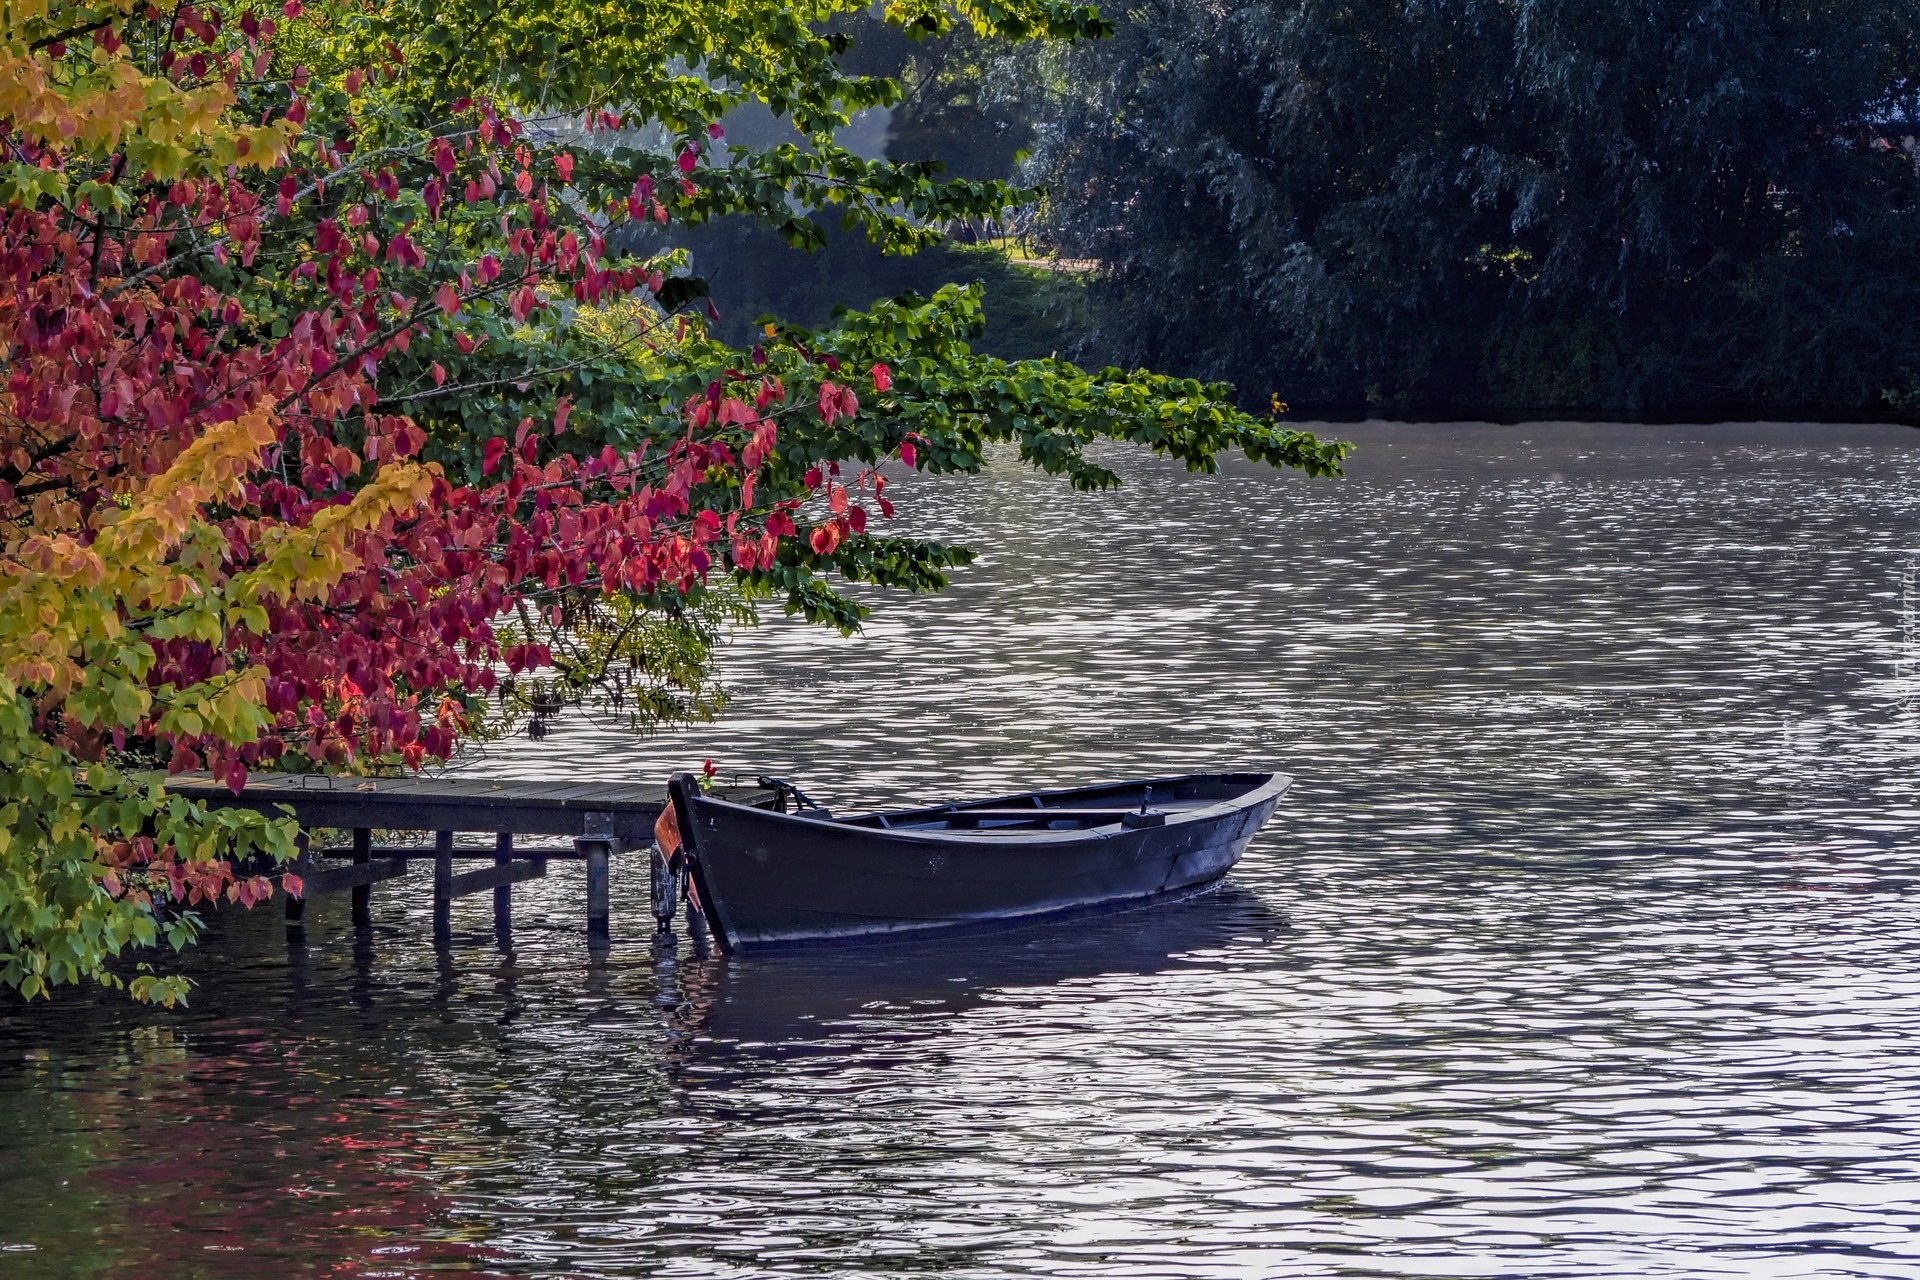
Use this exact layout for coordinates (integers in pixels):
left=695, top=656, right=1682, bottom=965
left=0, top=0, right=1347, bottom=1003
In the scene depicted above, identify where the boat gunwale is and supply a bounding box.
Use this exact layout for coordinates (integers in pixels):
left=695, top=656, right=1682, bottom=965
left=689, top=771, right=1290, bottom=846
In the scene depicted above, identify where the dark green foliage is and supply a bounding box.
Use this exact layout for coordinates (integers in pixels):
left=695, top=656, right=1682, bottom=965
left=1025, top=0, right=1920, bottom=419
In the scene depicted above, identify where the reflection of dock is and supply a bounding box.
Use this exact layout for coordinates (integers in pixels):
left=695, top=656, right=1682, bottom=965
left=167, top=773, right=772, bottom=946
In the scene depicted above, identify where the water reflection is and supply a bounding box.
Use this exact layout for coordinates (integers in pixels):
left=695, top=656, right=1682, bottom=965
left=5, top=422, right=1920, bottom=1277
left=671, top=886, right=1287, bottom=1052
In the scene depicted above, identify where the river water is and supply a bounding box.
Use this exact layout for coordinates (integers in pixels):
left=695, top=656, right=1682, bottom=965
left=6, top=422, right=1920, bottom=1278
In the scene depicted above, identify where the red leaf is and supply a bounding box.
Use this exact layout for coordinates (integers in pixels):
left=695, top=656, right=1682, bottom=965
left=483, top=437, right=509, bottom=475
left=818, top=381, right=843, bottom=426
left=553, top=396, right=572, bottom=435
left=431, top=361, right=446, bottom=386
left=871, top=363, right=892, bottom=393
left=435, top=282, right=459, bottom=315
left=899, top=441, right=918, bottom=468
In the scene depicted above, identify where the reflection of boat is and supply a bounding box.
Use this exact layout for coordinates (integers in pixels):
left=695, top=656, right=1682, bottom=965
left=665, top=771, right=1290, bottom=953
left=670, top=884, right=1290, bottom=1050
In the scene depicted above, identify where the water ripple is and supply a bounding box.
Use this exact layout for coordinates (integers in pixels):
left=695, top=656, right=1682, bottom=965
left=5, top=422, right=1920, bottom=1278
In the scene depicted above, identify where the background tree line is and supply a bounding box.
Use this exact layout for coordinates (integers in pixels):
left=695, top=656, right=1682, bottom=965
left=712, top=0, right=1920, bottom=421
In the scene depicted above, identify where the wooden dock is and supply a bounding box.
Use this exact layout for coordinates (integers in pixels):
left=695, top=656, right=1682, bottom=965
left=167, top=772, right=773, bottom=946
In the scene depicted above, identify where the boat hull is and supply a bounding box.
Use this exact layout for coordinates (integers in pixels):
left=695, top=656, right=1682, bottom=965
left=668, top=772, right=1288, bottom=950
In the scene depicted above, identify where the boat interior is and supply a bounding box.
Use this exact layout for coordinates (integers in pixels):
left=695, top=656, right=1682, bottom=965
left=773, top=774, right=1275, bottom=834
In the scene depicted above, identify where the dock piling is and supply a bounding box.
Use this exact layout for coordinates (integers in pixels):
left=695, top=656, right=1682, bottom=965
left=433, top=830, right=454, bottom=941
left=581, top=839, right=611, bottom=943
left=581, top=811, right=614, bottom=945
left=493, top=832, right=513, bottom=944
left=351, top=827, right=372, bottom=927
left=649, top=844, right=677, bottom=931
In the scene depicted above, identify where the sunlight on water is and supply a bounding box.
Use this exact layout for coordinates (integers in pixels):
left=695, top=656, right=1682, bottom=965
left=5, top=422, right=1920, bottom=1278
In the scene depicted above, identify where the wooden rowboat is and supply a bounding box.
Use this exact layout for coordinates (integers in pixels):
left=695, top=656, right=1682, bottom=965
left=663, top=770, right=1290, bottom=952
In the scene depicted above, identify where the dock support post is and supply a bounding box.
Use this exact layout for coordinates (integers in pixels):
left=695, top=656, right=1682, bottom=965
left=433, top=830, right=454, bottom=942
left=285, top=831, right=310, bottom=925
left=351, top=827, right=372, bottom=927
left=579, top=839, right=611, bottom=946
left=579, top=812, right=614, bottom=950
left=493, top=832, right=513, bottom=945
left=649, top=843, right=677, bottom=932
